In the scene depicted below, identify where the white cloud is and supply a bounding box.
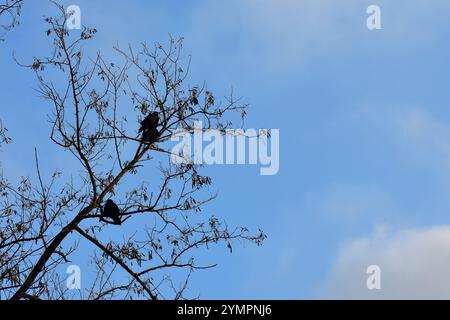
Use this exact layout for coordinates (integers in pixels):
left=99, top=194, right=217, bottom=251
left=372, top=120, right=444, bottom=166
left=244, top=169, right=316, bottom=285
left=326, top=226, right=450, bottom=299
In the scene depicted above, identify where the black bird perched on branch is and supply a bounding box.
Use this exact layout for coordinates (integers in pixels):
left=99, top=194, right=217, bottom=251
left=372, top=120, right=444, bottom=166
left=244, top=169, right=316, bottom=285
left=139, top=112, right=159, bottom=133
left=102, top=199, right=122, bottom=225
left=139, top=112, right=160, bottom=143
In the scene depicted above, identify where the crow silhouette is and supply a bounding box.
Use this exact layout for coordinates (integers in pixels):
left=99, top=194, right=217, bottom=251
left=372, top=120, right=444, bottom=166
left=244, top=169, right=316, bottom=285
left=139, top=112, right=160, bottom=143
left=139, top=112, right=159, bottom=133
left=102, top=199, right=121, bottom=225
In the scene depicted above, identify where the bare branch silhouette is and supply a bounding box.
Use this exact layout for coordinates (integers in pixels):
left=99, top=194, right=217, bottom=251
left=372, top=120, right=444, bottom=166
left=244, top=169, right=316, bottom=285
left=1, top=3, right=266, bottom=300
left=0, top=0, right=22, bottom=41
left=0, top=119, right=11, bottom=146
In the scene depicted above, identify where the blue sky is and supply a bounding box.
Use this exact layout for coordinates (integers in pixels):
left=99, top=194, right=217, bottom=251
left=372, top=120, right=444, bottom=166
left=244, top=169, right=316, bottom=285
left=2, top=0, right=450, bottom=299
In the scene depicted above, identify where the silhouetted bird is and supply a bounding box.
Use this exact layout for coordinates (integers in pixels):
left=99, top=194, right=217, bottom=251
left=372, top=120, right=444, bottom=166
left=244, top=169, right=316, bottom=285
left=139, top=112, right=159, bottom=133
left=103, top=199, right=121, bottom=225
left=139, top=112, right=160, bottom=143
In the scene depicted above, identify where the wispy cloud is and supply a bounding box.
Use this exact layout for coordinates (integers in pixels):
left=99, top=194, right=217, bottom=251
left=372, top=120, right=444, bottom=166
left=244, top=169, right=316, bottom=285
left=185, top=0, right=450, bottom=75
left=393, top=107, right=450, bottom=168
left=326, top=225, right=450, bottom=299
left=185, top=0, right=363, bottom=73
left=356, top=104, right=450, bottom=171
left=316, top=183, right=395, bottom=223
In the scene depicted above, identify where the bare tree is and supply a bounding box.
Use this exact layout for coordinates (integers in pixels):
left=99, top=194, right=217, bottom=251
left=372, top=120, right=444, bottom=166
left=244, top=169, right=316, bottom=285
left=0, top=4, right=266, bottom=300
left=0, top=0, right=22, bottom=41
